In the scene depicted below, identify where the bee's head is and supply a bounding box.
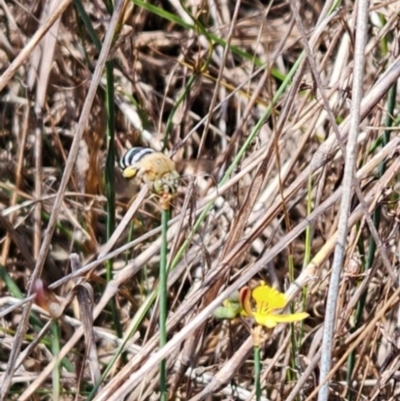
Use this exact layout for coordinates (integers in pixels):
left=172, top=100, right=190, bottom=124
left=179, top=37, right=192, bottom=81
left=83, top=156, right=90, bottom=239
left=119, top=147, right=154, bottom=179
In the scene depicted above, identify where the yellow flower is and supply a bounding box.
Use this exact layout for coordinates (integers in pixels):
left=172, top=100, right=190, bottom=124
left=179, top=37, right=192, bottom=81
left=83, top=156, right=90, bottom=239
left=240, top=282, right=309, bottom=328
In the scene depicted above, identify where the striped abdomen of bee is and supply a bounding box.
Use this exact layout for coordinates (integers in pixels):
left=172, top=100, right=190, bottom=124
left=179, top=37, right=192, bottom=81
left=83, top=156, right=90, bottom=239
left=119, top=147, right=180, bottom=195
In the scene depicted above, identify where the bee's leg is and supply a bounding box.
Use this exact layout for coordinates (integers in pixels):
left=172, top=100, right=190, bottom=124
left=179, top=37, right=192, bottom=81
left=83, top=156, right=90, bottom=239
left=152, top=180, right=163, bottom=194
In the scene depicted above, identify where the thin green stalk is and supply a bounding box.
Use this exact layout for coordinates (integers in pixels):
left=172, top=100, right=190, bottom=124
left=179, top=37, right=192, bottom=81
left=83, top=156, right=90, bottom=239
left=287, top=174, right=313, bottom=395
left=86, top=296, right=149, bottom=400
left=51, top=321, right=61, bottom=401
left=303, top=173, right=313, bottom=269
left=105, top=62, right=116, bottom=259
left=40, top=212, right=84, bottom=252
left=288, top=252, right=296, bottom=385
left=254, top=345, right=261, bottom=401
left=298, top=173, right=314, bottom=342
left=74, top=0, right=123, bottom=346
left=126, top=220, right=136, bottom=263
left=86, top=210, right=167, bottom=401
left=0, top=267, right=43, bottom=327
left=104, top=60, right=123, bottom=340
left=103, top=0, right=114, bottom=14
left=163, top=45, right=214, bottom=151
left=345, top=223, right=367, bottom=398
left=73, top=0, right=101, bottom=51
left=163, top=75, right=197, bottom=151
left=346, top=82, right=397, bottom=400
left=159, top=208, right=170, bottom=400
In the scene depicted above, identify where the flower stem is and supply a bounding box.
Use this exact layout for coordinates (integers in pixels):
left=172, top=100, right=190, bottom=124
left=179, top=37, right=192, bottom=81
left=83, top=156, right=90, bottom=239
left=254, top=345, right=261, bottom=401
left=159, top=207, right=170, bottom=400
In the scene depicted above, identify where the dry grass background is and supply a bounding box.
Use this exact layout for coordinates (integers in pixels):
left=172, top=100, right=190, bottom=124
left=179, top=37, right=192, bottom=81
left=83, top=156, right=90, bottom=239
left=1, top=0, right=400, bottom=400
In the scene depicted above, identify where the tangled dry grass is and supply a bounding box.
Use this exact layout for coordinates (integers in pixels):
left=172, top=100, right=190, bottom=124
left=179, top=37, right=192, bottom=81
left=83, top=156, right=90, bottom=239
left=1, top=0, right=400, bottom=400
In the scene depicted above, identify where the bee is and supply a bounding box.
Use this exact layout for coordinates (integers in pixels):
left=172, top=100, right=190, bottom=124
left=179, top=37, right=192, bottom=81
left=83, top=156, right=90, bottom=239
left=119, top=147, right=180, bottom=195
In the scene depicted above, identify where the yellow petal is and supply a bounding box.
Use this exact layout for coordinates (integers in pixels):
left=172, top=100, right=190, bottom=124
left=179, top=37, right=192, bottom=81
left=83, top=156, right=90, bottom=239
left=255, top=312, right=309, bottom=328
left=252, top=284, right=286, bottom=312
left=254, top=314, right=278, bottom=328
left=270, top=312, right=309, bottom=323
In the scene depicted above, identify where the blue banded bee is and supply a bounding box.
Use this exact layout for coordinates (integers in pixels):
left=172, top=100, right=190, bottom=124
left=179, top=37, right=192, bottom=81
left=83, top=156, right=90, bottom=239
left=119, top=147, right=180, bottom=196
